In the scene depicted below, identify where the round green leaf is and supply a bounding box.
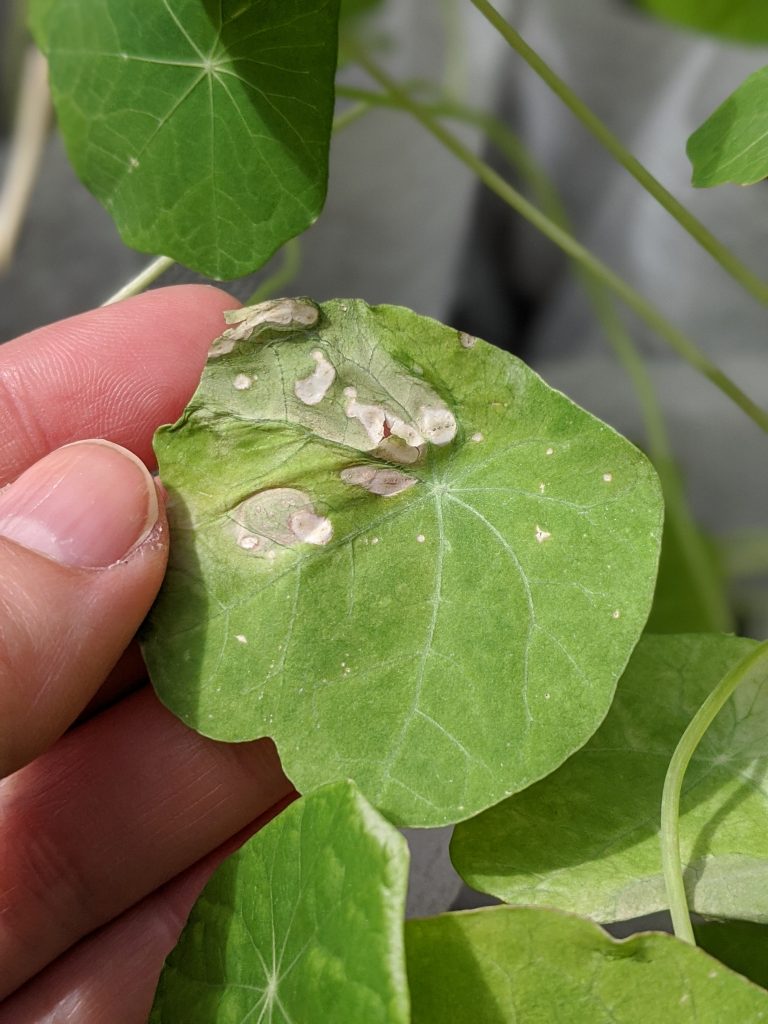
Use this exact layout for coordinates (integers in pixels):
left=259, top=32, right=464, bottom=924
left=452, top=633, right=768, bottom=922
left=688, top=67, right=768, bottom=189
left=150, top=781, right=410, bottom=1023
left=29, top=0, right=340, bottom=278
left=405, top=907, right=768, bottom=1023
left=142, top=298, right=662, bottom=827
left=631, top=0, right=768, bottom=42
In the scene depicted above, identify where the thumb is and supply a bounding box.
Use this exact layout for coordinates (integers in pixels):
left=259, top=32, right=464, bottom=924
left=0, top=440, right=167, bottom=776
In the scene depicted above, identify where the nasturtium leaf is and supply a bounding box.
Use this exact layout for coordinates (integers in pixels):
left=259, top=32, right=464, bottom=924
left=631, top=0, right=768, bottom=42
left=142, top=298, right=662, bottom=827
left=340, top=0, right=382, bottom=19
left=28, top=0, right=340, bottom=278
left=452, top=633, right=768, bottom=922
left=695, top=920, right=768, bottom=990
left=150, top=781, right=410, bottom=1024
left=688, top=67, right=768, bottom=188
left=405, top=907, right=768, bottom=1023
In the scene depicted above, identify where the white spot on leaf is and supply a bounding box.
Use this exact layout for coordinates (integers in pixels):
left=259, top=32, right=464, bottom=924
left=458, top=331, right=477, bottom=349
left=612, top=609, right=621, bottom=619
left=416, top=534, right=426, bottom=543
left=603, top=472, right=613, bottom=482
left=470, top=432, right=484, bottom=443
left=294, top=350, right=336, bottom=405
left=535, top=525, right=551, bottom=544
left=417, top=405, right=457, bottom=446
left=233, top=373, right=252, bottom=390
left=235, top=634, right=248, bottom=644
left=288, top=509, right=333, bottom=546
left=546, top=447, right=554, bottom=456
left=343, top=388, right=387, bottom=445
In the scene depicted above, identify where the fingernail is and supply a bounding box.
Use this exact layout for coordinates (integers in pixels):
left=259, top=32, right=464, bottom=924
left=0, top=440, right=159, bottom=568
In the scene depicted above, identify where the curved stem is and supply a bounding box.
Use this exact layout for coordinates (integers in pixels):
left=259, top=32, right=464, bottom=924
left=350, top=49, right=768, bottom=434
left=469, top=0, right=768, bottom=307
left=661, top=640, right=768, bottom=943
left=332, top=99, right=371, bottom=134
left=0, top=47, right=50, bottom=270
left=102, top=255, right=175, bottom=306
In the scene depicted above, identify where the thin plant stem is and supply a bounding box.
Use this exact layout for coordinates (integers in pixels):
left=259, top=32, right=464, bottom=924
left=438, top=0, right=467, bottom=101
left=0, top=47, right=50, bottom=270
left=469, top=0, right=768, bottom=307
left=341, top=81, right=730, bottom=627
left=349, top=48, right=768, bottom=435
left=660, top=640, right=768, bottom=943
left=244, top=237, right=302, bottom=305
left=101, top=255, right=175, bottom=305
left=332, top=100, right=371, bottom=134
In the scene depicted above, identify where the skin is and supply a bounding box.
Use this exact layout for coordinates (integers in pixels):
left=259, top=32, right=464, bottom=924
left=0, top=286, right=295, bottom=1021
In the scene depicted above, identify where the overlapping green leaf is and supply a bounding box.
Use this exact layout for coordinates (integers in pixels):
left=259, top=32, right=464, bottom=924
left=688, top=67, right=768, bottom=188
left=150, top=781, right=410, bottom=1024
left=406, top=907, right=768, bottom=1022
left=645, top=518, right=727, bottom=633
left=142, top=298, right=662, bottom=827
left=451, top=633, right=768, bottom=922
left=632, top=0, right=768, bottom=42
left=696, top=920, right=768, bottom=990
left=29, top=0, right=340, bottom=277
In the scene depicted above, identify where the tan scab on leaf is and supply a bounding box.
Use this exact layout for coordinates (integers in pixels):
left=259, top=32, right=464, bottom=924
left=208, top=298, right=320, bottom=359
left=340, top=465, right=418, bottom=497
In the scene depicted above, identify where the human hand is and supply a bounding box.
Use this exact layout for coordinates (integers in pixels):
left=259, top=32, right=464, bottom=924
left=0, top=287, right=294, bottom=1021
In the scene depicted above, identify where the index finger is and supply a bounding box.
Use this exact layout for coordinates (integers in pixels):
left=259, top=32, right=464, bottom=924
left=0, top=285, right=236, bottom=484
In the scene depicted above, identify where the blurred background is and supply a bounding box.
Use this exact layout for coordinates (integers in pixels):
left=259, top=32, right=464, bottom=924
left=1, top=0, right=767, bottom=924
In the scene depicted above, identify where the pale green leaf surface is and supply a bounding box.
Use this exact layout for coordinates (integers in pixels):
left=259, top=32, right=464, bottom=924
left=28, top=0, right=340, bottom=278
left=688, top=67, right=768, bottom=187
left=451, top=633, right=768, bottom=922
left=405, top=907, right=768, bottom=1023
left=142, top=299, right=662, bottom=827
left=633, top=0, right=768, bottom=42
left=150, top=781, right=410, bottom=1024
